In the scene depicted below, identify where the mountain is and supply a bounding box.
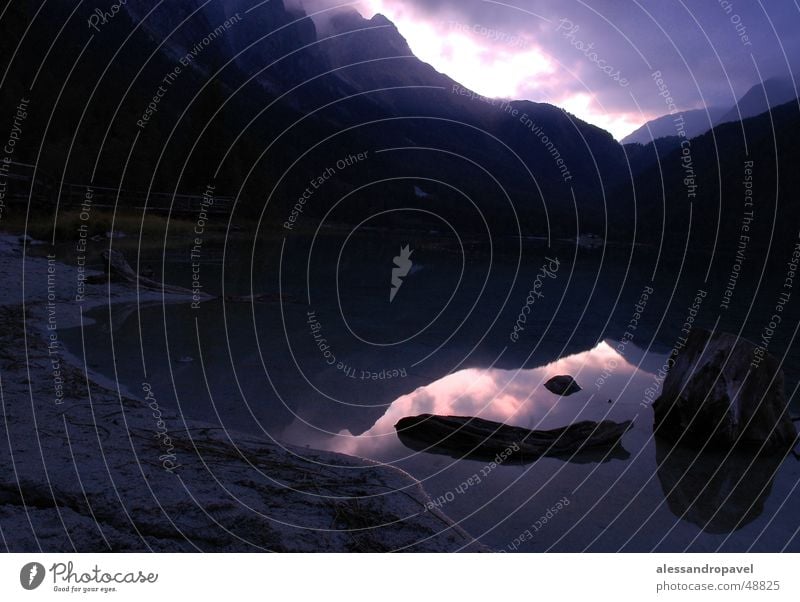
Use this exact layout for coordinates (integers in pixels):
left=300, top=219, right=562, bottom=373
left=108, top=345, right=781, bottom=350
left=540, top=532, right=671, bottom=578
left=623, top=98, right=800, bottom=253
left=620, top=135, right=682, bottom=175
left=622, top=77, right=798, bottom=145
left=716, top=76, right=798, bottom=125
left=5, top=1, right=795, bottom=249
left=0, top=1, right=632, bottom=239
left=621, top=107, right=727, bottom=145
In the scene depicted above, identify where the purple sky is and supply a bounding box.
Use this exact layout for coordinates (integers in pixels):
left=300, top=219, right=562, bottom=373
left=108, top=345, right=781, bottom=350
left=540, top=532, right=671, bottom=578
left=321, top=0, right=800, bottom=139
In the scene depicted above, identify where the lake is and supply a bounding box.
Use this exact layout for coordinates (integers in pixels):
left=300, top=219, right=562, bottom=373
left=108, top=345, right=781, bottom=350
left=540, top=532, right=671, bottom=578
left=61, top=230, right=800, bottom=551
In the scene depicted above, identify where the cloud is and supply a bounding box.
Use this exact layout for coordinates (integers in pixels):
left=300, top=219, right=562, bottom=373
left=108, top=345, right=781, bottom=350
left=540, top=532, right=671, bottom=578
left=347, top=0, right=799, bottom=139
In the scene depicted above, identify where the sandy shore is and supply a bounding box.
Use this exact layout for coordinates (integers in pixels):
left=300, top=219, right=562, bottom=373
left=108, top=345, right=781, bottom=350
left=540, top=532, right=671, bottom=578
left=0, top=234, right=483, bottom=552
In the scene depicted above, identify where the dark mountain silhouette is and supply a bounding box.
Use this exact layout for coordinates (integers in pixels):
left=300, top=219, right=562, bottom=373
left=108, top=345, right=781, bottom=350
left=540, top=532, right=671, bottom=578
left=622, top=98, right=800, bottom=256
left=0, top=1, right=795, bottom=250
left=716, top=76, right=798, bottom=125
left=0, top=1, right=633, bottom=239
left=621, top=136, right=682, bottom=176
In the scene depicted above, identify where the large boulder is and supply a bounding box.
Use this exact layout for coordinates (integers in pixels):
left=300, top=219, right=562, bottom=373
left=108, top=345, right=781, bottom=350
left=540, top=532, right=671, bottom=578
left=653, top=329, right=797, bottom=452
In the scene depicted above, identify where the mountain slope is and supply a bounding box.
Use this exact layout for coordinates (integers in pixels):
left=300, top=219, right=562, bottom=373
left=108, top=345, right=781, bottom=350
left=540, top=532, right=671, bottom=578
left=622, top=77, right=798, bottom=146
left=626, top=98, right=800, bottom=252
left=621, top=107, right=727, bottom=145
left=0, top=1, right=633, bottom=238
left=716, top=76, right=798, bottom=125
left=114, top=2, right=632, bottom=235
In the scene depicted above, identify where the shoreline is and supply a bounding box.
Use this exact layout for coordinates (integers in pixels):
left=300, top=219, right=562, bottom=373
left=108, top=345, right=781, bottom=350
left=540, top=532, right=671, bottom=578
left=0, top=233, right=484, bottom=552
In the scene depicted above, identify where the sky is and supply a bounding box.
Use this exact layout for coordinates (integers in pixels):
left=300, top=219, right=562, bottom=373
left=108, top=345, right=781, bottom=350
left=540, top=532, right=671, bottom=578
left=333, top=0, right=800, bottom=139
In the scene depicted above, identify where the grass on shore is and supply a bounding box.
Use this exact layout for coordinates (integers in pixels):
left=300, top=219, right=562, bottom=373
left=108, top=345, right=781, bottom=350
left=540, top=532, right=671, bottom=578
left=3, top=209, right=204, bottom=245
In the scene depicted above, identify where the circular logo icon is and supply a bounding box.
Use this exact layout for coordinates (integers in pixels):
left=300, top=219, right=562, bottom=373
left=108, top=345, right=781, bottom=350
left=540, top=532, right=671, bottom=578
left=20, top=562, right=45, bottom=590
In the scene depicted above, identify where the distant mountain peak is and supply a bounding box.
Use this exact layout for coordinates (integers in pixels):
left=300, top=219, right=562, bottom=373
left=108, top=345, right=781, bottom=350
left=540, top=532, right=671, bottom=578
left=325, top=7, right=372, bottom=31
left=321, top=8, right=403, bottom=39
left=621, top=106, right=727, bottom=145
left=319, top=8, right=414, bottom=65
left=716, top=76, right=798, bottom=125
left=369, top=13, right=395, bottom=27
left=623, top=75, right=798, bottom=145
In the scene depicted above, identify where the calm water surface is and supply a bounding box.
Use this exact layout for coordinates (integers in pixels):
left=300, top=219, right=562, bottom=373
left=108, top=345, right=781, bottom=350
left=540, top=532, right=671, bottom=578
left=62, top=232, right=800, bottom=551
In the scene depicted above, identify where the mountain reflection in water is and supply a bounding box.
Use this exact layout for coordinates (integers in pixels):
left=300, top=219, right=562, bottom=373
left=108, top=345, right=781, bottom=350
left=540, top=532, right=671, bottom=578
left=289, top=340, right=799, bottom=549
left=313, top=340, right=654, bottom=460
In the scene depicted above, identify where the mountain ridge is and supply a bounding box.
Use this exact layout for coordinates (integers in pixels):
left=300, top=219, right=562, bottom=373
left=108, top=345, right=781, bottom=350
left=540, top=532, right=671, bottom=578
left=621, top=76, right=798, bottom=145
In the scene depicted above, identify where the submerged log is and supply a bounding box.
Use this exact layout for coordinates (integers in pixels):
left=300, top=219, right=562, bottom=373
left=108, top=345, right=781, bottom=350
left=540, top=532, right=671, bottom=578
left=222, top=292, right=298, bottom=304
left=94, top=249, right=202, bottom=296
left=93, top=249, right=295, bottom=304
left=395, top=414, right=633, bottom=463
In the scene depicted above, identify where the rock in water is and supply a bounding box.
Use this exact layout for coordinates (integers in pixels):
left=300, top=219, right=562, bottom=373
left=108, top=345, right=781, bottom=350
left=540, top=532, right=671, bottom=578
left=544, top=375, right=582, bottom=396
left=653, top=329, right=797, bottom=452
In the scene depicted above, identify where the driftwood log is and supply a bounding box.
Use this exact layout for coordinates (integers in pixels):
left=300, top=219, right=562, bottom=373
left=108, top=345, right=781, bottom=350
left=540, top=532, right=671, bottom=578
left=395, top=414, right=633, bottom=463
